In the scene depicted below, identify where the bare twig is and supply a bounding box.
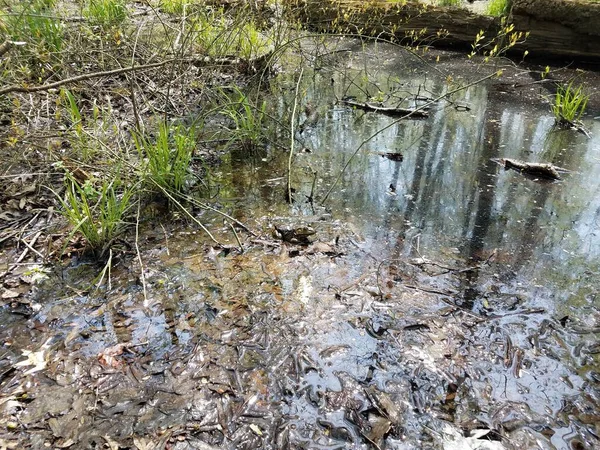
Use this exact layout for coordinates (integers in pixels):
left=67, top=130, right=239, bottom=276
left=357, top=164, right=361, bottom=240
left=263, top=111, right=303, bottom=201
left=229, top=222, right=244, bottom=253
left=0, top=230, right=43, bottom=279
left=0, top=60, right=176, bottom=95
left=135, top=203, right=148, bottom=307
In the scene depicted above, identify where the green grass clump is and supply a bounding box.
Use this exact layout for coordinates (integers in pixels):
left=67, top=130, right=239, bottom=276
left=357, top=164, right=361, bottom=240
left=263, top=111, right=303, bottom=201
left=552, top=81, right=589, bottom=126
left=487, top=0, right=511, bottom=16
left=1, top=2, right=64, bottom=81
left=222, top=88, right=267, bottom=152
left=85, top=0, right=128, bottom=29
left=3, top=5, right=64, bottom=56
left=437, top=0, right=462, bottom=7
left=57, top=171, right=135, bottom=255
left=135, top=123, right=197, bottom=194
left=193, top=9, right=272, bottom=60
left=158, top=0, right=188, bottom=15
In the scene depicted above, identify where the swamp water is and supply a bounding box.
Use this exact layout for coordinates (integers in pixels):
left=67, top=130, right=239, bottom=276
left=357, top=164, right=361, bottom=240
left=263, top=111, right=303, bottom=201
left=2, top=43, right=599, bottom=449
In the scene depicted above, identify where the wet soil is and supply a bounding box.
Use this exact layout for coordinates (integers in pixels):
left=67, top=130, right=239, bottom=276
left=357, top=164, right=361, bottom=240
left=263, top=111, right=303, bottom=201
left=1, top=41, right=600, bottom=449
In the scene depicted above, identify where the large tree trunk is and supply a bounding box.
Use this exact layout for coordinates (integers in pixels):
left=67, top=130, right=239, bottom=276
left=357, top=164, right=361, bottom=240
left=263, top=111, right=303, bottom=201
left=287, top=0, right=600, bottom=65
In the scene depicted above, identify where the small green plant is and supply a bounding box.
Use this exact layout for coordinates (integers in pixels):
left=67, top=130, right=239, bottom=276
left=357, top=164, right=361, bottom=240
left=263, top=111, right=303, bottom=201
left=158, top=0, right=187, bottom=15
left=5, top=6, right=64, bottom=57
left=222, top=88, right=267, bottom=151
left=135, top=123, right=197, bottom=194
left=552, top=81, right=589, bottom=127
left=85, top=0, right=127, bottom=29
left=56, top=171, right=135, bottom=255
left=487, top=0, right=511, bottom=17
left=193, top=9, right=272, bottom=59
left=2, top=3, right=64, bottom=82
left=438, top=0, right=462, bottom=7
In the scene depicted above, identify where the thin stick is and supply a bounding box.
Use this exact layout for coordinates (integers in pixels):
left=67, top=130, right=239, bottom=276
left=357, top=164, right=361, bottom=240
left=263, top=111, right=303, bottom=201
left=320, top=71, right=501, bottom=204
left=229, top=222, right=244, bottom=254
left=175, top=193, right=257, bottom=236
left=0, top=60, right=175, bottom=95
left=94, top=249, right=113, bottom=292
left=135, top=203, right=148, bottom=307
left=288, top=68, right=304, bottom=203
left=160, top=223, right=170, bottom=256
left=17, top=233, right=45, bottom=260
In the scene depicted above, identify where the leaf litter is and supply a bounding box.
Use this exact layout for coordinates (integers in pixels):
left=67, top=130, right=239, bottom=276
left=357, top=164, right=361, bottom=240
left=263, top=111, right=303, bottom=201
left=0, top=214, right=597, bottom=449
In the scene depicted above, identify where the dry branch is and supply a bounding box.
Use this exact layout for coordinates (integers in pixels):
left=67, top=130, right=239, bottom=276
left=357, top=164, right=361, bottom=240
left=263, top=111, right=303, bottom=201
left=0, top=60, right=175, bottom=96
left=341, top=98, right=429, bottom=118
left=492, top=158, right=568, bottom=180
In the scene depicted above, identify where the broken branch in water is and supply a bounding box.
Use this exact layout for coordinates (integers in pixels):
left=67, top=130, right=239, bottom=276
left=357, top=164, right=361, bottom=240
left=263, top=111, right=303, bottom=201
left=341, top=98, right=429, bottom=118
left=491, top=158, right=569, bottom=181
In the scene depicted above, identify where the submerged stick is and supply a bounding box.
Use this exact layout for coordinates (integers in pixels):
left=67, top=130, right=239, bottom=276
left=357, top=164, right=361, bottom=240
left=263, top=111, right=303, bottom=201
left=135, top=203, right=148, bottom=306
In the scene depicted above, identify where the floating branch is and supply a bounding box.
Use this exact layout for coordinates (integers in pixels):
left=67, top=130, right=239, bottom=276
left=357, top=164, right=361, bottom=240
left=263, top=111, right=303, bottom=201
left=371, top=151, right=404, bottom=161
left=491, top=158, right=569, bottom=180
left=341, top=98, right=429, bottom=118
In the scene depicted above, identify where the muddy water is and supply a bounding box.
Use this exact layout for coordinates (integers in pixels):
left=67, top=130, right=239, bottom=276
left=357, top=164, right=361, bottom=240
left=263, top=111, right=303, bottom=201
left=2, top=44, right=600, bottom=449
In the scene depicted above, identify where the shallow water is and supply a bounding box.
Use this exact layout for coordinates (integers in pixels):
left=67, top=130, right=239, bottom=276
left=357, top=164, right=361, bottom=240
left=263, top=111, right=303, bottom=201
left=212, top=44, right=600, bottom=448
left=2, top=43, right=599, bottom=449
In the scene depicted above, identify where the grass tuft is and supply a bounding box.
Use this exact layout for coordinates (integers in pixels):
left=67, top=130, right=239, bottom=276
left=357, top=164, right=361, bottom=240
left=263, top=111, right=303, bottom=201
left=135, top=123, right=197, bottom=195
left=552, top=81, right=589, bottom=126
left=437, top=0, right=462, bottom=7
left=56, top=170, right=135, bottom=255
left=487, top=0, right=511, bottom=17
left=85, top=0, right=128, bottom=29
left=193, top=9, right=272, bottom=60
left=222, top=87, right=267, bottom=152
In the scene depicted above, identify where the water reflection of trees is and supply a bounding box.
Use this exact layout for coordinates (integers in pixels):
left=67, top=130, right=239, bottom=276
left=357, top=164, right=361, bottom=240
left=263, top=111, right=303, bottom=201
left=223, top=64, right=600, bottom=308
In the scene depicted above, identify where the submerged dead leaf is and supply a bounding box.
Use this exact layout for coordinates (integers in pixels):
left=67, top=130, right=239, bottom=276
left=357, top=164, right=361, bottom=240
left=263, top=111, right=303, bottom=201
left=14, top=339, right=51, bottom=375
left=97, top=343, right=130, bottom=369
left=0, top=439, right=19, bottom=449
left=133, top=437, right=155, bottom=450
left=1, top=289, right=20, bottom=299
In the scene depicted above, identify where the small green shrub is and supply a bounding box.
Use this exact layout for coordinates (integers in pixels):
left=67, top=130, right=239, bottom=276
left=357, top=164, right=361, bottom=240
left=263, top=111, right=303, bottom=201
left=158, top=0, right=187, bottom=15
left=135, top=123, right=196, bottom=194
left=5, top=7, right=64, bottom=56
left=437, top=0, right=462, bottom=7
left=552, top=81, right=589, bottom=126
left=85, top=0, right=127, bottom=28
left=193, top=9, right=271, bottom=59
left=56, top=171, right=135, bottom=255
left=487, top=0, right=511, bottom=17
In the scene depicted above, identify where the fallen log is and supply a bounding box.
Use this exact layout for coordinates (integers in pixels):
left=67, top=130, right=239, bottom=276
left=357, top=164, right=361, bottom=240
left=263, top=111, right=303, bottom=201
left=287, top=0, right=600, bottom=64
left=341, top=98, right=429, bottom=118
left=491, top=158, right=569, bottom=180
